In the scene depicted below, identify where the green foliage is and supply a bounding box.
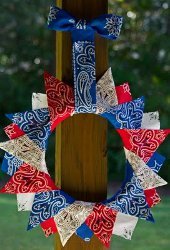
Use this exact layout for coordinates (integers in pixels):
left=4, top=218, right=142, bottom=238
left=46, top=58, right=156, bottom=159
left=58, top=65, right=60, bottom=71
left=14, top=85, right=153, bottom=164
left=0, top=0, right=170, bottom=182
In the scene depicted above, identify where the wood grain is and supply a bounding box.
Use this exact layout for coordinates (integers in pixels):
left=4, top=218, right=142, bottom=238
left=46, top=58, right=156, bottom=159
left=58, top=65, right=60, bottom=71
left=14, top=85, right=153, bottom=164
left=55, top=1, right=108, bottom=249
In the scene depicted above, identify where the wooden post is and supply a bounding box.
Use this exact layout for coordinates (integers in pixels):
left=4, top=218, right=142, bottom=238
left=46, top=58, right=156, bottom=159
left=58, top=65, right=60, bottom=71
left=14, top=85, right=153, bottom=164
left=55, top=0, right=108, bottom=249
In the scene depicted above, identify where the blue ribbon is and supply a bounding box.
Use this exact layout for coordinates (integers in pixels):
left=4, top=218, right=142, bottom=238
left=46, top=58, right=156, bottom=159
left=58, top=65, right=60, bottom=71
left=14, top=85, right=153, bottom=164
left=47, top=6, right=123, bottom=113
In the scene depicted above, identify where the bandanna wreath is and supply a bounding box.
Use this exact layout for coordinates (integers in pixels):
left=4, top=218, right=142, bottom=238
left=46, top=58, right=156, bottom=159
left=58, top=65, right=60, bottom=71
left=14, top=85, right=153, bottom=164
left=0, top=6, right=170, bottom=248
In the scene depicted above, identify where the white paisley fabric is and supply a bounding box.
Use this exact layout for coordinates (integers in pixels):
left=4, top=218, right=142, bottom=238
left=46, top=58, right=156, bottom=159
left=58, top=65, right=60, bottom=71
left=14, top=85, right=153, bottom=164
left=124, top=149, right=167, bottom=190
left=141, top=112, right=160, bottom=129
left=96, top=68, right=118, bottom=114
left=17, top=193, right=35, bottom=211
left=54, top=201, right=94, bottom=246
left=113, top=212, right=138, bottom=240
left=32, top=93, right=48, bottom=110
left=0, top=135, right=47, bottom=173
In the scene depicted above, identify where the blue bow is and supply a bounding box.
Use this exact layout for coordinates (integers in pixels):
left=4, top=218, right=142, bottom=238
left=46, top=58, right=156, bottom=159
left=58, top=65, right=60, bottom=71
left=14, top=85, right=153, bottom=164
left=48, top=6, right=123, bottom=113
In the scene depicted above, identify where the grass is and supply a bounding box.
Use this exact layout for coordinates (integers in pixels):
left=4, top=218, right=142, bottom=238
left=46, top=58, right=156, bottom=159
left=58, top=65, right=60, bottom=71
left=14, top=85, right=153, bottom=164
left=0, top=194, right=170, bottom=250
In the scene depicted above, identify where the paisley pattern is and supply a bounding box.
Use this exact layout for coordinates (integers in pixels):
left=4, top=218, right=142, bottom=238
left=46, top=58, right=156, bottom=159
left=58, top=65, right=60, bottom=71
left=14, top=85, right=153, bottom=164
left=116, top=83, right=132, bottom=104
left=105, top=162, right=154, bottom=222
left=32, top=93, right=48, bottom=110
left=41, top=218, right=58, bottom=237
left=54, top=201, right=94, bottom=246
left=85, top=203, right=118, bottom=248
left=27, top=190, right=75, bottom=230
left=44, top=72, right=75, bottom=131
left=17, top=193, right=35, bottom=211
left=105, top=14, right=123, bottom=38
left=141, top=112, right=160, bottom=129
left=73, top=41, right=96, bottom=113
left=101, top=97, right=145, bottom=129
left=47, top=6, right=59, bottom=25
left=47, top=6, right=122, bottom=114
left=124, top=149, right=167, bottom=190
left=96, top=67, right=118, bottom=114
left=144, top=189, right=161, bottom=208
left=0, top=163, right=57, bottom=194
left=147, top=152, right=166, bottom=173
left=1, top=153, right=23, bottom=176
left=117, top=129, right=170, bottom=163
left=2, top=123, right=24, bottom=176
left=4, top=123, right=25, bottom=139
left=113, top=212, right=138, bottom=240
left=0, top=135, right=47, bottom=173
left=6, top=108, right=51, bottom=150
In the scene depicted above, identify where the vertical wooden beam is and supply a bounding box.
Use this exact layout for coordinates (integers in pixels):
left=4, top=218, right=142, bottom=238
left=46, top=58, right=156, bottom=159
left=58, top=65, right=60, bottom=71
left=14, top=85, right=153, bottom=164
left=55, top=0, right=108, bottom=249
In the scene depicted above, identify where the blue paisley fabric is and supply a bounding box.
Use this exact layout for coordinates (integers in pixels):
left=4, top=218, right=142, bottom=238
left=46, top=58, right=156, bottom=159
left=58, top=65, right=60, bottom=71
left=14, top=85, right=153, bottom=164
left=27, top=190, right=75, bottom=230
left=1, top=153, right=23, bottom=176
left=101, top=97, right=145, bottom=129
left=147, top=152, right=166, bottom=173
left=103, top=162, right=154, bottom=222
left=47, top=6, right=123, bottom=113
left=6, top=108, right=51, bottom=150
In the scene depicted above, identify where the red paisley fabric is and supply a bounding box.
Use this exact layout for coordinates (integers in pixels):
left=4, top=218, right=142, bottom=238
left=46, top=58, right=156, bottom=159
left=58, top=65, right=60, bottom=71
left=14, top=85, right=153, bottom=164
left=0, top=163, right=58, bottom=194
left=144, top=189, right=161, bottom=208
left=85, top=204, right=118, bottom=248
left=44, top=72, right=75, bottom=131
left=41, top=218, right=58, bottom=237
left=116, top=82, right=132, bottom=104
left=117, top=129, right=170, bottom=163
left=4, top=123, right=25, bottom=139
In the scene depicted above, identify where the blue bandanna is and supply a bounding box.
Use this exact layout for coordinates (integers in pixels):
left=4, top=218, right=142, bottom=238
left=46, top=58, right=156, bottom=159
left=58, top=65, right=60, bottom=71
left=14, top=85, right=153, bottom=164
left=27, top=190, right=75, bottom=230
left=101, top=97, right=145, bottom=129
left=6, top=108, right=51, bottom=151
left=47, top=6, right=123, bottom=113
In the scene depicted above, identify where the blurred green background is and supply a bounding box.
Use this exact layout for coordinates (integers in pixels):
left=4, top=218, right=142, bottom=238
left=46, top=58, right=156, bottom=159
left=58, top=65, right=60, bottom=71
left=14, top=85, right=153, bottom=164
left=0, top=0, right=170, bottom=249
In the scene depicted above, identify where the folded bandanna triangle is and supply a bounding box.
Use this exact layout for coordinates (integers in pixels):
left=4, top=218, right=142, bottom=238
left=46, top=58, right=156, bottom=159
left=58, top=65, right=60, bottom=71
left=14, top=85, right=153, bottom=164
left=44, top=72, right=75, bottom=131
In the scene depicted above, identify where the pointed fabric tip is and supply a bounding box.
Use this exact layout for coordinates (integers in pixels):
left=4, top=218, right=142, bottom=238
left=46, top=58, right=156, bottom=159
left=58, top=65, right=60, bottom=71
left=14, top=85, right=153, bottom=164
left=141, top=111, right=160, bottom=129
left=115, top=82, right=132, bottom=104
left=0, top=163, right=58, bottom=194
left=32, top=93, right=48, bottom=110
left=41, top=218, right=58, bottom=238
left=117, top=129, right=170, bottom=163
left=96, top=67, right=118, bottom=114
left=5, top=109, right=51, bottom=151
left=17, top=193, right=35, bottom=211
left=147, top=152, right=166, bottom=173
left=101, top=97, right=145, bottom=129
left=27, top=190, right=75, bottom=231
left=124, top=149, right=167, bottom=190
left=44, top=72, right=75, bottom=131
left=113, top=212, right=138, bottom=240
left=54, top=201, right=94, bottom=246
left=0, top=135, right=47, bottom=173
left=4, top=123, right=25, bottom=140
left=85, top=203, right=118, bottom=248
left=144, top=189, right=161, bottom=208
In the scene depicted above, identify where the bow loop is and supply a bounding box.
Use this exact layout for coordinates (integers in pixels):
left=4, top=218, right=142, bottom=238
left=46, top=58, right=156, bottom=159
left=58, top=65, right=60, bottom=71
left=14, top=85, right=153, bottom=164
left=48, top=6, right=76, bottom=32
left=48, top=6, right=123, bottom=40
left=90, top=14, right=123, bottom=40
